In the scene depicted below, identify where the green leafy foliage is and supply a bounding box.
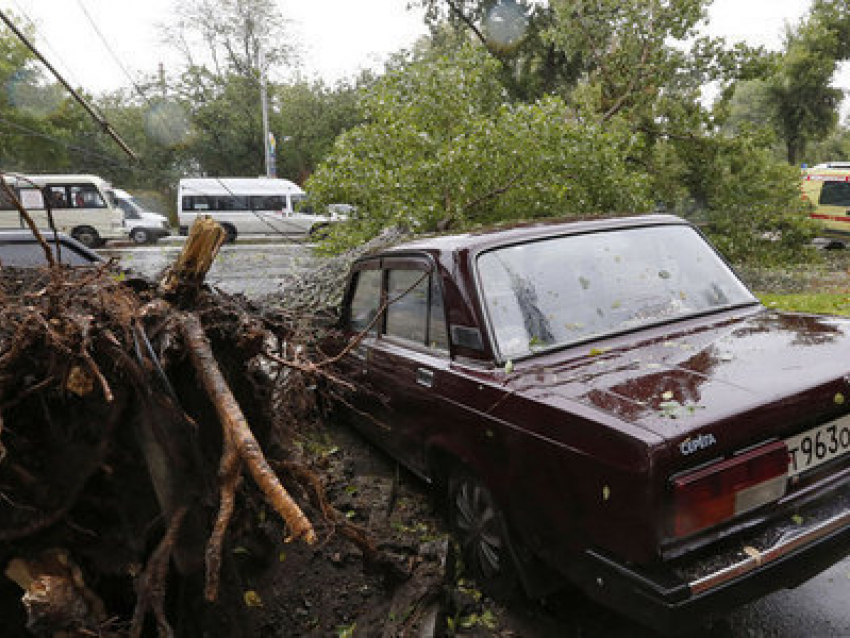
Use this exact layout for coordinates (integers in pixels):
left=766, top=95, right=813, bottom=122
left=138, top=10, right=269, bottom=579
left=271, top=79, right=365, bottom=182
left=307, top=45, right=652, bottom=252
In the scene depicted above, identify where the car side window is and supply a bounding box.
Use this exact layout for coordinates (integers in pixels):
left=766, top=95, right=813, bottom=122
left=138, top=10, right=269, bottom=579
left=47, top=186, right=68, bottom=208
left=69, top=185, right=106, bottom=209
left=386, top=270, right=428, bottom=343
left=0, top=188, right=16, bottom=210
left=820, top=181, right=850, bottom=207
left=349, top=269, right=383, bottom=333
left=18, top=188, right=44, bottom=209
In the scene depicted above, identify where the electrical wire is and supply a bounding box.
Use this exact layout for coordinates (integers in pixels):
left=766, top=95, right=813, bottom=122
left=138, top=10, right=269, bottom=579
left=74, top=0, right=154, bottom=106
left=6, top=0, right=87, bottom=90
left=0, top=115, right=183, bottom=189
left=0, top=115, right=133, bottom=170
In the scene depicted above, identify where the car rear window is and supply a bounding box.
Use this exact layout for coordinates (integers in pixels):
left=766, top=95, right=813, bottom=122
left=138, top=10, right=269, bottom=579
left=820, top=181, right=850, bottom=207
left=477, top=225, right=756, bottom=359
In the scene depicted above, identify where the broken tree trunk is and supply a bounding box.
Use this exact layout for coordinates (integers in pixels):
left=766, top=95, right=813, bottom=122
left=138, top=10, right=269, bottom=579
left=159, top=216, right=226, bottom=303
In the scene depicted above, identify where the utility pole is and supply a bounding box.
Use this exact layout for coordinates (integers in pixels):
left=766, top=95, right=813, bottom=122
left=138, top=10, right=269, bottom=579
left=0, top=8, right=137, bottom=160
left=159, top=62, right=167, bottom=99
left=259, top=47, right=274, bottom=178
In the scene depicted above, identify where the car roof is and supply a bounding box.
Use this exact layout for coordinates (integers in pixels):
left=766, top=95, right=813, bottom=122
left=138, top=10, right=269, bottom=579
left=6, top=174, right=111, bottom=187
left=178, top=177, right=304, bottom=196
left=0, top=230, right=103, bottom=267
left=373, top=214, right=688, bottom=260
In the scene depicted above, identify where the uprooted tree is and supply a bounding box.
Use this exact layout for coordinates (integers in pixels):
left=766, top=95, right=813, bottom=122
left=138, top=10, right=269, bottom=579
left=0, top=194, right=392, bottom=636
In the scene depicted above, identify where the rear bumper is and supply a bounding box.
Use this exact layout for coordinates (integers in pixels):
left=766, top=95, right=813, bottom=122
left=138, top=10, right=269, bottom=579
left=579, top=481, right=850, bottom=634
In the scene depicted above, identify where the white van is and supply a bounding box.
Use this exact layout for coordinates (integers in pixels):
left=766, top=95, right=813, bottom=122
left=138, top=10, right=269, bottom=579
left=0, top=173, right=125, bottom=247
left=111, top=188, right=171, bottom=244
left=177, top=177, right=333, bottom=241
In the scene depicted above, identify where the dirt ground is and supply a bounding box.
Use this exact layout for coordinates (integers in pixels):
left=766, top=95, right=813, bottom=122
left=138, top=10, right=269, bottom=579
left=244, top=417, right=669, bottom=638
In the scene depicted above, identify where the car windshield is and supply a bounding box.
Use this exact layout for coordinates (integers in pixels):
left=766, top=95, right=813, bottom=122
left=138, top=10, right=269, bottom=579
left=477, top=224, right=757, bottom=359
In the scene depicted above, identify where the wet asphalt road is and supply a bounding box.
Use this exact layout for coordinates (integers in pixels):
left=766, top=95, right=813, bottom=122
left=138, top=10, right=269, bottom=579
left=504, top=557, right=850, bottom=637
left=100, top=236, right=320, bottom=298
left=101, top=239, right=850, bottom=637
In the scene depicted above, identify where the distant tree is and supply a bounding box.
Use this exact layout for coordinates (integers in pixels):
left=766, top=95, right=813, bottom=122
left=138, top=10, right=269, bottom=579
left=162, top=0, right=298, bottom=177
left=761, top=0, right=850, bottom=164
left=271, top=79, right=365, bottom=182
left=804, top=118, right=850, bottom=165
left=0, top=18, right=85, bottom=172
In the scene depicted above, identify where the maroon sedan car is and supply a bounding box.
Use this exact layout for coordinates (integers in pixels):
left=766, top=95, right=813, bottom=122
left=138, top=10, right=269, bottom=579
left=327, top=214, right=850, bottom=632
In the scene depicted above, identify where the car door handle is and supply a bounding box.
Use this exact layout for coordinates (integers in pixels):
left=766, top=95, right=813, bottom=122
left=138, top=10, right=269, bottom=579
left=416, top=367, right=434, bottom=388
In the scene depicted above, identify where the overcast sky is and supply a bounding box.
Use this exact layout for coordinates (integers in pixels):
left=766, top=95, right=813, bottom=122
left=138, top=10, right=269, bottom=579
left=0, top=0, right=847, bottom=113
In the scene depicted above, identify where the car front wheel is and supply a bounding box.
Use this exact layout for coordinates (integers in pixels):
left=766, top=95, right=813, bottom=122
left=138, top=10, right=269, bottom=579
left=448, top=468, right=521, bottom=599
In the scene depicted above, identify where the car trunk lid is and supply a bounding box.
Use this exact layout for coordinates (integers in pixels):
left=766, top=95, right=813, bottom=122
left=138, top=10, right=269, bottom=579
left=511, top=308, right=850, bottom=465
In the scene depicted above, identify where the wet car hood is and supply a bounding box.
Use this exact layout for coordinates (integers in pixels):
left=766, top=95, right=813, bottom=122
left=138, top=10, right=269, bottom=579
left=509, top=308, right=850, bottom=442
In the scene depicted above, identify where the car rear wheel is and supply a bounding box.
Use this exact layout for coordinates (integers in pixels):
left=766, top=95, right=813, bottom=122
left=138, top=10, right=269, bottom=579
left=448, top=468, right=521, bottom=599
left=71, top=226, right=101, bottom=249
left=130, top=228, right=151, bottom=244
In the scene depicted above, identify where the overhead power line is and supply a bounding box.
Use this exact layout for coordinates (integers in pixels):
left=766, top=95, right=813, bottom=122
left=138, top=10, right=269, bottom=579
left=8, top=0, right=86, bottom=90
left=0, top=115, right=133, bottom=170
left=0, top=8, right=138, bottom=160
left=74, top=0, right=154, bottom=106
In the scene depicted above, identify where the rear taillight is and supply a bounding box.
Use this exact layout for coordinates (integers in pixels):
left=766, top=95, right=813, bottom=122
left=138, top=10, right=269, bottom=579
left=669, top=441, right=789, bottom=539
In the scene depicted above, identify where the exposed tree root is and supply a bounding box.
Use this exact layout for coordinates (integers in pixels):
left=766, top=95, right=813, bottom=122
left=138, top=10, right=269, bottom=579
left=179, top=312, right=317, bottom=545
left=130, top=506, right=188, bottom=638
left=0, top=215, right=395, bottom=633
left=205, top=424, right=242, bottom=602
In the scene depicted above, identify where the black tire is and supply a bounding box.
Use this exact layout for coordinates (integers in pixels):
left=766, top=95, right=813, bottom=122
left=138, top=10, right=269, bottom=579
left=71, top=226, right=100, bottom=248
left=130, top=227, right=151, bottom=244
left=222, top=224, right=237, bottom=243
left=448, top=468, right=521, bottom=599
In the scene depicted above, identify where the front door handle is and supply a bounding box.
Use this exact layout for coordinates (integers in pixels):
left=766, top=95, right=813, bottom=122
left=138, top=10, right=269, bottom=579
left=416, top=367, right=434, bottom=388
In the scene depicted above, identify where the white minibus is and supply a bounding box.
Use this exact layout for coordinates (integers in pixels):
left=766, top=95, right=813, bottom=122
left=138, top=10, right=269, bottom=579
left=177, top=177, right=332, bottom=241
left=0, top=173, right=126, bottom=247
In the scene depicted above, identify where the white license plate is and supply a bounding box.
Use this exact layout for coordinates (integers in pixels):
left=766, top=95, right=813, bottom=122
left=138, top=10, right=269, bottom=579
left=786, top=414, right=850, bottom=477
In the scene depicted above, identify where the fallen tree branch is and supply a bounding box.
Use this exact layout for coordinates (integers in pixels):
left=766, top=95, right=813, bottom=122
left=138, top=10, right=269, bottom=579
left=179, top=312, right=317, bottom=544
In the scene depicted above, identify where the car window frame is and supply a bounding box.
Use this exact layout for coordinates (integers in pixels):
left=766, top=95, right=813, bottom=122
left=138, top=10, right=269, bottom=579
left=345, top=260, right=384, bottom=335
left=344, top=254, right=451, bottom=359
